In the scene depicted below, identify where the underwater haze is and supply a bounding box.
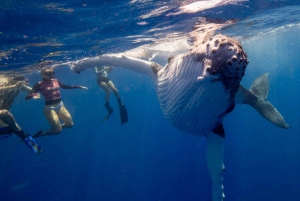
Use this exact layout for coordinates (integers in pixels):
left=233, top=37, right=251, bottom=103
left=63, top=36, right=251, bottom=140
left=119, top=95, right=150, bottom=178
left=1, top=0, right=300, bottom=201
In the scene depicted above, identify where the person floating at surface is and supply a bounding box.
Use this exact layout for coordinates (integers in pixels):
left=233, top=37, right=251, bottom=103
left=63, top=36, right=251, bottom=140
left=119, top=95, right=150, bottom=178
left=95, top=66, right=128, bottom=124
left=0, top=78, right=43, bottom=154
left=26, top=68, right=88, bottom=138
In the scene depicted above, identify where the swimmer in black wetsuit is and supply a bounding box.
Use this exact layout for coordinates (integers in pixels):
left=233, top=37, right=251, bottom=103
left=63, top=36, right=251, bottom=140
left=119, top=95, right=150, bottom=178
left=95, top=66, right=128, bottom=124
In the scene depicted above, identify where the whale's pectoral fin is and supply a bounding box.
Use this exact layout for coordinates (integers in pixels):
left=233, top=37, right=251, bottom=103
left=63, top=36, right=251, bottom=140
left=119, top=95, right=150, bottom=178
left=206, top=125, right=225, bottom=201
left=252, top=98, right=290, bottom=129
left=69, top=54, right=162, bottom=79
left=249, top=73, right=269, bottom=99
left=235, top=74, right=290, bottom=129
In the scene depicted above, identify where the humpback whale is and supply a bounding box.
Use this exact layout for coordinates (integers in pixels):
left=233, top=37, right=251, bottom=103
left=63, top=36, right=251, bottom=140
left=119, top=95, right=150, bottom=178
left=69, top=34, right=289, bottom=201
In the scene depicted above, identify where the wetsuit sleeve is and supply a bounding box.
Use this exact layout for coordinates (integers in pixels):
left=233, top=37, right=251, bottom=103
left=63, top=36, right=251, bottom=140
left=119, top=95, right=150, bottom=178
left=25, top=83, right=40, bottom=100
left=58, top=81, right=83, bottom=89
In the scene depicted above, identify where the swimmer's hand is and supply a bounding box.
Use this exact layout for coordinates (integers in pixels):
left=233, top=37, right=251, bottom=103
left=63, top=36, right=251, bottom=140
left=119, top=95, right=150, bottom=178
left=26, top=93, right=39, bottom=100
left=14, top=81, right=23, bottom=88
left=33, top=93, right=41, bottom=99
left=107, top=67, right=113, bottom=72
left=80, top=86, right=88, bottom=90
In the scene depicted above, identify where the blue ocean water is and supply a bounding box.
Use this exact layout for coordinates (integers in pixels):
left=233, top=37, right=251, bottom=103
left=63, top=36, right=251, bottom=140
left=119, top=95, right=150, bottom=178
left=1, top=1, right=300, bottom=201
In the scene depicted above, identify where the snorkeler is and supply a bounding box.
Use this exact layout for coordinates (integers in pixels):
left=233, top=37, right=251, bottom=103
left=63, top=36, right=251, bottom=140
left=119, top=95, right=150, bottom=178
left=95, top=66, right=128, bottom=124
left=0, top=79, right=43, bottom=154
left=26, top=68, right=88, bottom=138
left=0, top=74, right=41, bottom=109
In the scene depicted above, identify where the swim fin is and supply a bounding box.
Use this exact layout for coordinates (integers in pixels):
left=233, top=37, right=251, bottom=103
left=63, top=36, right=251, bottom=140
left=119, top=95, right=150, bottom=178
left=102, top=102, right=113, bottom=122
left=23, top=136, right=43, bottom=154
left=13, top=129, right=43, bottom=154
left=0, top=126, right=14, bottom=140
left=117, top=99, right=128, bottom=125
left=0, top=133, right=14, bottom=140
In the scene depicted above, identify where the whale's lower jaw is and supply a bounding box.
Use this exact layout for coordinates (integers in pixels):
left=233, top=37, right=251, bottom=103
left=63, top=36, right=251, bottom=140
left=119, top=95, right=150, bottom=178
left=157, top=78, right=233, bottom=137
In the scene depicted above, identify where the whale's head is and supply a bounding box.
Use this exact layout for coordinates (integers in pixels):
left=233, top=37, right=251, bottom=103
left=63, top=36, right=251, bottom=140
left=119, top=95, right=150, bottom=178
left=156, top=34, right=248, bottom=136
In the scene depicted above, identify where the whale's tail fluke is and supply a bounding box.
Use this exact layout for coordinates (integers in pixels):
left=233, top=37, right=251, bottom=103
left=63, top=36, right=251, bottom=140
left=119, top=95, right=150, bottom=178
left=235, top=73, right=290, bottom=129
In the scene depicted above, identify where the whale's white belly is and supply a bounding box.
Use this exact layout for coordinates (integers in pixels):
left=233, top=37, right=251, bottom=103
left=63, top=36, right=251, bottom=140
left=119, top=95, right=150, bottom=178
left=157, top=71, right=231, bottom=136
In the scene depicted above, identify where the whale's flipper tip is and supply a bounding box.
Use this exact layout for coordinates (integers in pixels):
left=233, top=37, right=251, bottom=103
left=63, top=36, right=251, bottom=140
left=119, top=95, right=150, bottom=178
left=254, top=99, right=290, bottom=129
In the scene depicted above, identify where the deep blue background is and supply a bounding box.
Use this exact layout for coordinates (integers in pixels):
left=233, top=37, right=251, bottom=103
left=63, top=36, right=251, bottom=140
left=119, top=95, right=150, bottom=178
left=1, top=1, right=300, bottom=201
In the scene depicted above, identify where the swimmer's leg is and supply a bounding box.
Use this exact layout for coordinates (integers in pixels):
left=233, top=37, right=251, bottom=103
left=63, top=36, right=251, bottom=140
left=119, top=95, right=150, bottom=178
left=57, top=104, right=74, bottom=128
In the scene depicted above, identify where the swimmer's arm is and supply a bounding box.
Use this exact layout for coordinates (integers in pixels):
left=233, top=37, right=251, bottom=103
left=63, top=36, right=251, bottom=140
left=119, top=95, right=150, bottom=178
left=58, top=81, right=88, bottom=90
left=95, top=66, right=106, bottom=74
left=0, top=81, right=22, bottom=93
left=0, top=85, right=16, bottom=93
left=25, top=83, right=40, bottom=100
left=95, top=67, right=101, bottom=73
left=20, top=84, right=32, bottom=92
